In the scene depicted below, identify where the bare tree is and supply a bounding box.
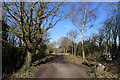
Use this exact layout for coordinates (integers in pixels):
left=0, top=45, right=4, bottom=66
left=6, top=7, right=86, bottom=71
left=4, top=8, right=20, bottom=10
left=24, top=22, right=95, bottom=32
left=67, top=30, right=78, bottom=55
left=59, top=37, right=71, bottom=53
left=106, top=2, right=120, bottom=58
left=3, top=2, right=66, bottom=67
left=102, top=15, right=119, bottom=59
left=95, top=29, right=105, bottom=53
left=69, top=3, right=96, bottom=59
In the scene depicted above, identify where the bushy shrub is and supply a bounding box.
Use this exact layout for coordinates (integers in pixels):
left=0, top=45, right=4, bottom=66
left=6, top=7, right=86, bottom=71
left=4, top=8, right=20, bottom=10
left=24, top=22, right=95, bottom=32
left=2, top=42, right=25, bottom=74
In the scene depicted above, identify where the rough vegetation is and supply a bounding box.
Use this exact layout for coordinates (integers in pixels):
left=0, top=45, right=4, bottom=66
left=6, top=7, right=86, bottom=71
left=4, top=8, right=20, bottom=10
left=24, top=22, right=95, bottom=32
left=1, top=2, right=120, bottom=79
left=3, top=54, right=56, bottom=78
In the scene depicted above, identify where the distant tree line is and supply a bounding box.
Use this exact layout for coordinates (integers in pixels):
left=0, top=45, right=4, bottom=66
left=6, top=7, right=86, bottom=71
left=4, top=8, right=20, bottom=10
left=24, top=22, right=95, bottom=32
left=56, top=2, right=120, bottom=61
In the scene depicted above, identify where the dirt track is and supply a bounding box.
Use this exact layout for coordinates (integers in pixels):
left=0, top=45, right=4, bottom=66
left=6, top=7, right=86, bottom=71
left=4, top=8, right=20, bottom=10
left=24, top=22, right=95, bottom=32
left=35, top=55, right=89, bottom=78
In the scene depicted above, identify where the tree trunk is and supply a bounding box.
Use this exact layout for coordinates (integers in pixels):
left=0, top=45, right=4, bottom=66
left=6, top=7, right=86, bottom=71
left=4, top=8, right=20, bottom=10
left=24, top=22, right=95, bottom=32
left=118, top=35, right=120, bottom=59
left=73, top=46, right=75, bottom=56
left=73, top=43, right=76, bottom=56
left=81, top=24, right=85, bottom=59
left=24, top=50, right=32, bottom=68
left=73, top=44, right=75, bottom=56
left=72, top=43, right=74, bottom=55
left=111, top=37, right=117, bottom=59
left=74, top=45, right=77, bottom=56
left=65, top=49, right=67, bottom=53
left=82, top=40, right=85, bottom=59
left=64, top=48, right=66, bottom=53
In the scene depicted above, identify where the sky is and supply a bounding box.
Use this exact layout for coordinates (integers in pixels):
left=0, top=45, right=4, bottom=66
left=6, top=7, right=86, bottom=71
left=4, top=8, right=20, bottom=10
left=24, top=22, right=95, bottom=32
left=4, top=2, right=117, bottom=43
left=48, top=2, right=111, bottom=43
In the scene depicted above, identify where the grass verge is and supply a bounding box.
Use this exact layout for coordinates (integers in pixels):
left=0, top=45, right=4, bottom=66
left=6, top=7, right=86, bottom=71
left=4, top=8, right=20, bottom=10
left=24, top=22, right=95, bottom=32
left=3, top=54, right=56, bottom=78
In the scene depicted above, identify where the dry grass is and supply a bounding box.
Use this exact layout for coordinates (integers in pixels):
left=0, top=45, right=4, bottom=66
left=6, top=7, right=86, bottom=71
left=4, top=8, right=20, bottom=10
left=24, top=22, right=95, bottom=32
left=86, top=53, right=119, bottom=78
left=63, top=54, right=88, bottom=65
left=64, top=53, right=119, bottom=78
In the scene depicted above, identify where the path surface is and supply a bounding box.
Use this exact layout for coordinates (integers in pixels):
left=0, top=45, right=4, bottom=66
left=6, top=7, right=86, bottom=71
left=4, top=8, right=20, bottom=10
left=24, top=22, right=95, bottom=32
left=35, top=54, right=89, bottom=78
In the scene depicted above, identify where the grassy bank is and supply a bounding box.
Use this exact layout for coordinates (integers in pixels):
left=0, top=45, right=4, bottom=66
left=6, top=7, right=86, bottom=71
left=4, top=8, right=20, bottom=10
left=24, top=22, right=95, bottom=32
left=63, top=53, right=119, bottom=78
left=3, top=54, right=56, bottom=79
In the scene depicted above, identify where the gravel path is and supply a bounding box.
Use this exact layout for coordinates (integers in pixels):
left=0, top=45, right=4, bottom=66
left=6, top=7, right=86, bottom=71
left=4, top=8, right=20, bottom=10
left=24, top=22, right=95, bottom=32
left=35, top=55, right=89, bottom=78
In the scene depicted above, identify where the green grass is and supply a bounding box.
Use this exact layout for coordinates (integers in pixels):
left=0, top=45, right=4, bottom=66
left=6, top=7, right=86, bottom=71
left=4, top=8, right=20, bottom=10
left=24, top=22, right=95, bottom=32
left=88, top=72, right=98, bottom=78
left=63, top=55, right=68, bottom=60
